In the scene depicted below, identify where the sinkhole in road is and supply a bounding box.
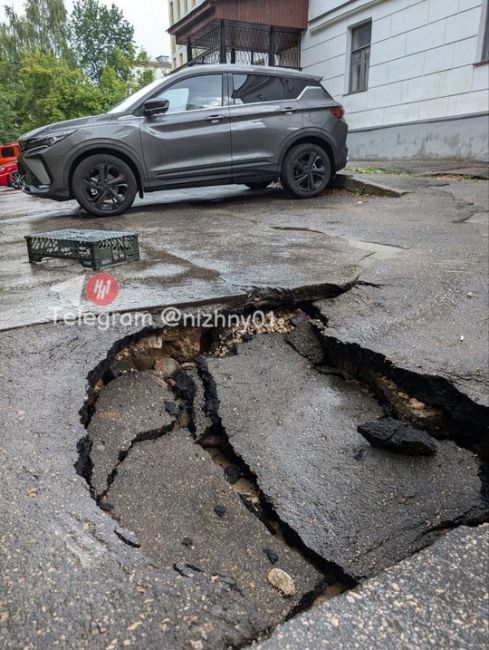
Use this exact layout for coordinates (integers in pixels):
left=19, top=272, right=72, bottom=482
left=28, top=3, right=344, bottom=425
left=75, top=306, right=489, bottom=645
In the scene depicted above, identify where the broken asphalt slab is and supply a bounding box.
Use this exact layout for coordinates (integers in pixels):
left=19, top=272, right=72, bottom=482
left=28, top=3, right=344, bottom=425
left=256, top=524, right=489, bottom=650
left=0, top=322, right=290, bottom=648
left=86, top=370, right=176, bottom=497
left=105, top=428, right=322, bottom=628
left=206, top=334, right=488, bottom=580
left=315, top=246, right=489, bottom=410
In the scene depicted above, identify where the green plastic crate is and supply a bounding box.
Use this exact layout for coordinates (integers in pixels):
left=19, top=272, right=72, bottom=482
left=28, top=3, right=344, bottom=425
left=25, top=229, right=140, bottom=270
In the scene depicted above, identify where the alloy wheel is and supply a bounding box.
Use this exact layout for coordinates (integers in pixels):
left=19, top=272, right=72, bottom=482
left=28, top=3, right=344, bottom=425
left=291, top=151, right=327, bottom=193
left=81, top=163, right=130, bottom=213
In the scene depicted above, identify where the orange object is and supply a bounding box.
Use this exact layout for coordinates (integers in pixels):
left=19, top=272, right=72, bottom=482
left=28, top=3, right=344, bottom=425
left=0, top=143, right=19, bottom=166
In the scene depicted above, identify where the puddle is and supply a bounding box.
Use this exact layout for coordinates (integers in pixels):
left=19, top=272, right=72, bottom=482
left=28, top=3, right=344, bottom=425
left=345, top=238, right=405, bottom=268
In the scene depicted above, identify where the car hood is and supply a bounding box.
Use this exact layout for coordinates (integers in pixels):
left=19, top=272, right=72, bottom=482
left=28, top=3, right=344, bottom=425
left=19, top=113, right=117, bottom=144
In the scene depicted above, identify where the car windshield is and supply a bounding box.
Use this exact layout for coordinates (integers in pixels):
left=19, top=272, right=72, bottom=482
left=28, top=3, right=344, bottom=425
left=107, top=78, right=165, bottom=114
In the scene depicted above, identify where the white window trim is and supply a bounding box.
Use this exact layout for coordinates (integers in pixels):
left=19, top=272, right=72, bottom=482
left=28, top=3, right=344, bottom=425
left=476, top=0, right=489, bottom=63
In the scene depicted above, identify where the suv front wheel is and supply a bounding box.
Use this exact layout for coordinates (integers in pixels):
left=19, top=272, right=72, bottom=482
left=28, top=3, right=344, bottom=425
left=72, top=154, right=137, bottom=217
left=281, top=143, right=331, bottom=199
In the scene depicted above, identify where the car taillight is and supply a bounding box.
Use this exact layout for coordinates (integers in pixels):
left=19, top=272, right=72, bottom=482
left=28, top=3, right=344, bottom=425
left=330, top=106, right=345, bottom=119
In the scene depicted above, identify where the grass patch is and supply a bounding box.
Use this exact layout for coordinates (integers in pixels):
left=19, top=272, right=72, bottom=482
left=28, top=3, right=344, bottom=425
left=347, top=165, right=410, bottom=176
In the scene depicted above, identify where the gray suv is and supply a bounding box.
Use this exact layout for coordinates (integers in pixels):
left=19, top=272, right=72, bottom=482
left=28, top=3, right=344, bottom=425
left=18, top=64, right=348, bottom=217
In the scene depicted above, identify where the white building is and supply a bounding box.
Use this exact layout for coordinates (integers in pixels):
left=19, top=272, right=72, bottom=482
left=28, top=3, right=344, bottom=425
left=168, top=0, right=205, bottom=68
left=303, top=0, right=489, bottom=160
left=167, top=0, right=489, bottom=160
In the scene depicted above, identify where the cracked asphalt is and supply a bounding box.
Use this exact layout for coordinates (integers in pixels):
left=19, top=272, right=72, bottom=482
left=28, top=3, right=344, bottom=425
left=0, top=170, right=488, bottom=648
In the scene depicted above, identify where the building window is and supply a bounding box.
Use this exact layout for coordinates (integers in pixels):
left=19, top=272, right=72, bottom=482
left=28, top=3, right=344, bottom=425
left=349, top=21, right=371, bottom=93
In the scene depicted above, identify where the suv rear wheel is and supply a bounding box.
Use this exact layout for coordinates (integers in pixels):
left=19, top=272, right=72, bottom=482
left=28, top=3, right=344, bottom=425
left=281, top=143, right=331, bottom=198
left=72, top=154, right=137, bottom=217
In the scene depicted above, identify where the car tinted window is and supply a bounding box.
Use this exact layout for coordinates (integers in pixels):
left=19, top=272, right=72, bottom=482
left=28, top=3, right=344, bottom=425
left=1, top=147, right=15, bottom=158
left=233, top=74, right=284, bottom=103
left=154, top=74, right=223, bottom=113
left=232, top=74, right=311, bottom=104
left=281, top=77, right=309, bottom=99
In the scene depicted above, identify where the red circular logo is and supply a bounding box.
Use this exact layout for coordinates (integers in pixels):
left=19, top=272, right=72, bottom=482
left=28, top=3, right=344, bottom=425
left=85, top=272, right=119, bottom=306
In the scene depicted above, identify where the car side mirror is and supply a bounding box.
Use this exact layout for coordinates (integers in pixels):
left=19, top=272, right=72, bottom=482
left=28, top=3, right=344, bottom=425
left=143, top=99, right=169, bottom=117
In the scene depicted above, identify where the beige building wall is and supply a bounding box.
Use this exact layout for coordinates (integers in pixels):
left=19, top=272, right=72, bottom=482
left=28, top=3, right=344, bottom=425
left=168, top=0, right=206, bottom=69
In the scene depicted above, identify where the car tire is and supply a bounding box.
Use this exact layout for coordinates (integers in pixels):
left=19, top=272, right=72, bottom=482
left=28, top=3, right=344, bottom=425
left=72, top=154, right=137, bottom=217
left=281, top=143, right=331, bottom=199
left=245, top=181, right=270, bottom=191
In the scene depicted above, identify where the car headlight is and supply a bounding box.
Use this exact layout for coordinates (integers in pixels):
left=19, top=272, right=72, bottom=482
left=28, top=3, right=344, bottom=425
left=26, top=130, right=75, bottom=150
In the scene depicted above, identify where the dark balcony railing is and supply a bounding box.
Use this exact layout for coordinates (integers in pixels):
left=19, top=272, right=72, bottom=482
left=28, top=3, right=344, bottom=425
left=187, top=21, right=301, bottom=69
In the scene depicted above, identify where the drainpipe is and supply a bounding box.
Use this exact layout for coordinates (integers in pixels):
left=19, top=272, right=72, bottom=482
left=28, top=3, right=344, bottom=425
left=219, top=21, right=226, bottom=63
left=268, top=26, right=276, bottom=66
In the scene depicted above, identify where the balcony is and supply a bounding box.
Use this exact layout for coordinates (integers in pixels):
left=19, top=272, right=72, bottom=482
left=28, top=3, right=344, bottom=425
left=168, top=0, right=309, bottom=69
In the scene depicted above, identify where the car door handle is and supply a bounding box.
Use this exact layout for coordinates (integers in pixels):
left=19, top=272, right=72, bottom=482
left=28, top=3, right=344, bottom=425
left=281, top=106, right=296, bottom=114
left=206, top=114, right=225, bottom=123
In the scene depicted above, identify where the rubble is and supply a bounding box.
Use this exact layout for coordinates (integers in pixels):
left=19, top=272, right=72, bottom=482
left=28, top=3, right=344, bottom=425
left=357, top=418, right=438, bottom=455
left=268, top=568, right=296, bottom=597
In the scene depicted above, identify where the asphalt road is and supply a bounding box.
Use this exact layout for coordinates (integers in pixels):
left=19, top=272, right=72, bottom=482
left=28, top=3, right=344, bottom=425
left=0, top=172, right=487, bottom=648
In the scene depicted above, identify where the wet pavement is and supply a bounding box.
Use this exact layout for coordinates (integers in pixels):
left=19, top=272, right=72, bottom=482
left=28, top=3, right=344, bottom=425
left=0, top=185, right=364, bottom=329
left=258, top=524, right=489, bottom=650
left=0, top=170, right=488, bottom=648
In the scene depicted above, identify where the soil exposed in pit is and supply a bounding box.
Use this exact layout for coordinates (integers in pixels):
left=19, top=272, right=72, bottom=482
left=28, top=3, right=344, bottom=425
left=78, top=308, right=489, bottom=644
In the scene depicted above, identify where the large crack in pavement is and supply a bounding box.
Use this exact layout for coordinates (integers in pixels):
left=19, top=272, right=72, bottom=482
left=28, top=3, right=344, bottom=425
left=76, top=301, right=488, bottom=646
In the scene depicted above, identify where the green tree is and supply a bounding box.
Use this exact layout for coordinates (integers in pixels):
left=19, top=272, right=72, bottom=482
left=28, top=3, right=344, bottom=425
left=0, top=0, right=70, bottom=71
left=18, top=51, right=103, bottom=130
left=70, top=0, right=135, bottom=83
left=0, top=0, right=154, bottom=139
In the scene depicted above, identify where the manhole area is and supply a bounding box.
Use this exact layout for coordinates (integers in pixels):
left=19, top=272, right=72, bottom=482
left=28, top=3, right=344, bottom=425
left=76, top=307, right=489, bottom=643
left=78, top=310, right=352, bottom=633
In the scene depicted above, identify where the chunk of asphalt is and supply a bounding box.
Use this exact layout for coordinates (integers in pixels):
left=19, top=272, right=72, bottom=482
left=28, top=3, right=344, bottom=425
left=106, top=429, right=322, bottom=628
left=284, top=318, right=324, bottom=365
left=358, top=418, right=437, bottom=455
left=265, top=548, right=280, bottom=564
left=224, top=465, right=242, bottom=484
left=87, top=371, right=175, bottom=497
left=214, top=504, right=226, bottom=518
left=114, top=526, right=140, bottom=548
left=206, top=334, right=488, bottom=580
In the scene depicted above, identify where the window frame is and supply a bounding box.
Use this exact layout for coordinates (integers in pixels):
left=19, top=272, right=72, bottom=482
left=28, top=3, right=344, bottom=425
left=476, top=0, right=489, bottom=64
left=348, top=19, right=372, bottom=94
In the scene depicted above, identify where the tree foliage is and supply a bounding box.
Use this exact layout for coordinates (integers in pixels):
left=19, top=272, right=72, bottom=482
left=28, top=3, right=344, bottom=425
left=0, top=0, right=156, bottom=139
left=70, top=0, right=135, bottom=82
left=0, top=0, right=70, bottom=71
